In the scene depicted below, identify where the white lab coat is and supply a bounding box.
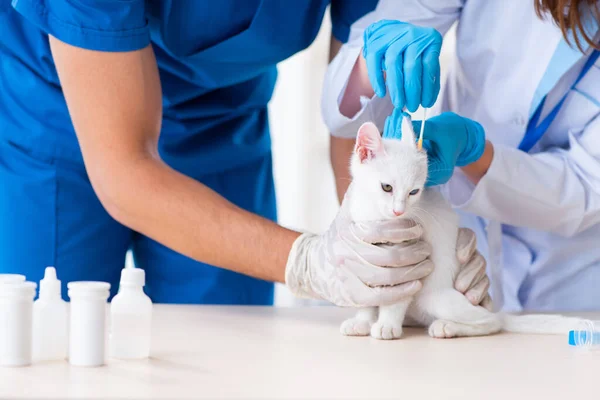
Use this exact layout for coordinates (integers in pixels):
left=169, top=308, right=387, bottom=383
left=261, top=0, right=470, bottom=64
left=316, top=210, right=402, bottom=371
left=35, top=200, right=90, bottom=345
left=322, top=0, right=600, bottom=312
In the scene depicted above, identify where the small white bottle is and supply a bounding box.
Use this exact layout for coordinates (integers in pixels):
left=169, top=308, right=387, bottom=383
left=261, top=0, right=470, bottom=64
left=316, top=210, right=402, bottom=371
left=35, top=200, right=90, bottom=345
left=68, top=281, right=111, bottom=367
left=32, top=267, right=68, bottom=362
left=0, top=281, right=37, bottom=367
left=110, top=267, right=152, bottom=359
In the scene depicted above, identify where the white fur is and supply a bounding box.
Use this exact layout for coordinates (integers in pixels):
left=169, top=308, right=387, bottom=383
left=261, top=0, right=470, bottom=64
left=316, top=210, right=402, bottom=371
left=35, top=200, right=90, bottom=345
left=342, top=119, right=583, bottom=340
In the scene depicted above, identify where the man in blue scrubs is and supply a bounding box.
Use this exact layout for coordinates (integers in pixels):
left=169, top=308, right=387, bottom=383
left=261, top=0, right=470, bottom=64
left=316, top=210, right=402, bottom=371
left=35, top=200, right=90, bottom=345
left=0, top=0, right=488, bottom=307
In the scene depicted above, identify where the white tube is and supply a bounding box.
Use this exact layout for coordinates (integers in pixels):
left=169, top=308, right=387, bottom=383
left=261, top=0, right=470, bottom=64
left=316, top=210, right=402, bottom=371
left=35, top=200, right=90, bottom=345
left=0, top=281, right=37, bottom=367
left=67, top=282, right=110, bottom=367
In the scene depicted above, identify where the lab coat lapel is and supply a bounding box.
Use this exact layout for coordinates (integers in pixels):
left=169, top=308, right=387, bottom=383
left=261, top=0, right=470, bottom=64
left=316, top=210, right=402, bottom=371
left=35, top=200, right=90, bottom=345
left=528, top=13, right=598, bottom=117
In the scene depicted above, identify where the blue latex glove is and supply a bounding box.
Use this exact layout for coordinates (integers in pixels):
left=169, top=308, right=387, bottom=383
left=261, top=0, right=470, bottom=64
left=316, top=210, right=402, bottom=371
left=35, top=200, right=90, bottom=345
left=413, top=112, right=486, bottom=187
left=363, top=20, right=443, bottom=112
left=382, top=107, right=411, bottom=140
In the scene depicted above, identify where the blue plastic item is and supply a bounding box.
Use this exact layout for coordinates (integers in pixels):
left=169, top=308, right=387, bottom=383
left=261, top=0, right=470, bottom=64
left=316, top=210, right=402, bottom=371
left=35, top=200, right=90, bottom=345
left=568, top=320, right=600, bottom=349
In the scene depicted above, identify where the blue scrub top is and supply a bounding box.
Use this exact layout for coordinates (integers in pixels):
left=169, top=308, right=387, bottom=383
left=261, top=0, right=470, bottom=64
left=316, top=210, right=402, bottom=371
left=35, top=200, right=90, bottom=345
left=1, top=0, right=378, bottom=174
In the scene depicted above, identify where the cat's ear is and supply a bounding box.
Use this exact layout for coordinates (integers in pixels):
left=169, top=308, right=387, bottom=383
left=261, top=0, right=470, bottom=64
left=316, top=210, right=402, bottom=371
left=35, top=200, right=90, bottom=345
left=355, top=122, right=385, bottom=163
left=400, top=114, right=417, bottom=149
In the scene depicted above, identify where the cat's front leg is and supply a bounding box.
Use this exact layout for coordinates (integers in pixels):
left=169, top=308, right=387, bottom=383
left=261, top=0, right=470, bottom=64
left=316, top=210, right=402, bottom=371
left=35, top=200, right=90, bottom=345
left=340, top=307, right=378, bottom=336
left=371, top=299, right=412, bottom=340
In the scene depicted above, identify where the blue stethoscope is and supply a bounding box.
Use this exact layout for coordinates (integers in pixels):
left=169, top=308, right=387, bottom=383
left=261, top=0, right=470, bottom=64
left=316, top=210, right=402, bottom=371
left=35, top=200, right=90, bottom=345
left=519, top=49, right=600, bottom=152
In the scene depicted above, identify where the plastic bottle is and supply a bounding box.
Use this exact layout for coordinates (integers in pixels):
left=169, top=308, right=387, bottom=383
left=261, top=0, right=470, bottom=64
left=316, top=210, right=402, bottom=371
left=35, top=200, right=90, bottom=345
left=32, top=267, right=68, bottom=362
left=68, top=281, right=110, bottom=367
left=569, top=319, right=600, bottom=350
left=110, top=266, right=152, bottom=359
left=0, top=281, right=37, bottom=367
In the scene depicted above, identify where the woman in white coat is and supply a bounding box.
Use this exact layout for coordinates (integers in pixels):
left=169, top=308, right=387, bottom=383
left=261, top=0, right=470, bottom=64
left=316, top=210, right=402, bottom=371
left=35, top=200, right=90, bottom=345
left=323, top=0, right=600, bottom=312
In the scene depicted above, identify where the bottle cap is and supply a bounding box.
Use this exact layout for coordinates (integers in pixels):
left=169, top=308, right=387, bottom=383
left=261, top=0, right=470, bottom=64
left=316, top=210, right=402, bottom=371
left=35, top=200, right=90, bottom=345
left=0, top=281, right=37, bottom=298
left=568, top=330, right=600, bottom=347
left=569, top=330, right=578, bottom=346
left=39, top=267, right=61, bottom=297
left=120, top=267, right=145, bottom=287
left=67, top=281, right=111, bottom=300
left=0, top=274, right=26, bottom=284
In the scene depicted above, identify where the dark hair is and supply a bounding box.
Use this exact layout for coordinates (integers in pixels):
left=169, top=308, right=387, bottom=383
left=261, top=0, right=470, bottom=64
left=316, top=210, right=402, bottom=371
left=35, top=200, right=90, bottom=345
left=534, top=0, right=600, bottom=51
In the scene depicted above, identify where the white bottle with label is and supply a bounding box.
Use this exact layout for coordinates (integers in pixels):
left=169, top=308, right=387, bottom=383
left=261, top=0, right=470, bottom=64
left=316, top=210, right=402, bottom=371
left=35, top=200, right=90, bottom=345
left=110, top=267, right=152, bottom=359
left=32, top=267, right=68, bottom=362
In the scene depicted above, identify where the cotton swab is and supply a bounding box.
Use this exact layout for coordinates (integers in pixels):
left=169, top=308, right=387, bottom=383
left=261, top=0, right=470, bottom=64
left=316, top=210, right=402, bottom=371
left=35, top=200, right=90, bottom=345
left=417, top=108, right=427, bottom=150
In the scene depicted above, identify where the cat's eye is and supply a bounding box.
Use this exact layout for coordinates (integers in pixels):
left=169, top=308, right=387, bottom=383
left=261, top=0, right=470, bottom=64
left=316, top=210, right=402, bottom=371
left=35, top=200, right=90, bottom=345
left=381, top=183, right=393, bottom=193
left=409, top=189, right=420, bottom=196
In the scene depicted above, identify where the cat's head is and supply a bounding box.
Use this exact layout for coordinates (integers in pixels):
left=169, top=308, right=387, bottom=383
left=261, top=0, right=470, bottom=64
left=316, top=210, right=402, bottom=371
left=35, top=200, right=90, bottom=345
left=350, top=117, right=428, bottom=221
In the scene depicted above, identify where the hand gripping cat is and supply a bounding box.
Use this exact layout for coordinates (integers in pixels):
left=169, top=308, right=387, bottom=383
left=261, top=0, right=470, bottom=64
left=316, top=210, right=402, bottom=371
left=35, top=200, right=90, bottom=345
left=342, top=115, right=583, bottom=340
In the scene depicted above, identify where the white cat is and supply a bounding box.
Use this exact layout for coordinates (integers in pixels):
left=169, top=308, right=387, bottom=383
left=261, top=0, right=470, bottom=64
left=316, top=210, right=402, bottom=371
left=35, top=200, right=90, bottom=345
left=342, top=116, right=583, bottom=340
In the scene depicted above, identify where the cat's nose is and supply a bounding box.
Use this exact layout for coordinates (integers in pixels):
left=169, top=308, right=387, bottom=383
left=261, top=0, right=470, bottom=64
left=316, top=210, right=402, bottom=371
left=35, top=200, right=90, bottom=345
left=393, top=209, right=404, bottom=216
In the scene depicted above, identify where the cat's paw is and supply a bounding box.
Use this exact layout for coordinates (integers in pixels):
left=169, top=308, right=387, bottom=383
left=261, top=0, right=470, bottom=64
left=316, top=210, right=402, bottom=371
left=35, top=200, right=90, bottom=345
left=370, top=321, right=403, bottom=340
left=428, top=319, right=459, bottom=338
left=340, top=318, right=372, bottom=336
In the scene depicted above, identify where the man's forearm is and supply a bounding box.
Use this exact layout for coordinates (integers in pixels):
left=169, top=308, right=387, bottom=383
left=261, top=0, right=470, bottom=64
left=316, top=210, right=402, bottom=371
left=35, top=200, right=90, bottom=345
left=50, top=37, right=299, bottom=283
left=104, top=155, right=300, bottom=283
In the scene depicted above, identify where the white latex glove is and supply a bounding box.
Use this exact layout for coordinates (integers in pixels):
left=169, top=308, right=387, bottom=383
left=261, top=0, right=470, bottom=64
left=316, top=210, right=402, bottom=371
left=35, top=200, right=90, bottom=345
left=285, top=186, right=433, bottom=308
left=454, top=228, right=492, bottom=311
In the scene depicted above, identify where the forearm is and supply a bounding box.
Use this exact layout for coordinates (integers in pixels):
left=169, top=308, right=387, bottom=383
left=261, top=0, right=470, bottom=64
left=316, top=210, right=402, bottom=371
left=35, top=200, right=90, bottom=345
left=330, top=136, right=355, bottom=203
left=50, top=37, right=298, bottom=283
left=330, top=35, right=360, bottom=203
left=461, top=140, right=494, bottom=184
left=449, top=141, right=600, bottom=236
left=103, top=155, right=299, bottom=282
left=339, top=54, right=374, bottom=118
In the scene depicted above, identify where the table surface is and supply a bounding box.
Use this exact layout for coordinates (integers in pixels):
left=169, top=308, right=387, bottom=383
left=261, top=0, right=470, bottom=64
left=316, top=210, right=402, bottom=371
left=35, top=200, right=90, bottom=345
left=1, top=305, right=599, bottom=399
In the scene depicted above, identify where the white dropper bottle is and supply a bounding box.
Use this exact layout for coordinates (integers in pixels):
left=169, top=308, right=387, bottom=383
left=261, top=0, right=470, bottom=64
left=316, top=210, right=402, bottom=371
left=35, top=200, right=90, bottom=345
left=32, top=267, right=68, bottom=362
left=110, top=266, right=152, bottom=359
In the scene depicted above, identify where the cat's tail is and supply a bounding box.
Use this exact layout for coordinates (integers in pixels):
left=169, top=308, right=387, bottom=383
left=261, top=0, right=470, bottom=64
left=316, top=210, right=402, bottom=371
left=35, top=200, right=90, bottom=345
left=501, top=313, right=584, bottom=335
